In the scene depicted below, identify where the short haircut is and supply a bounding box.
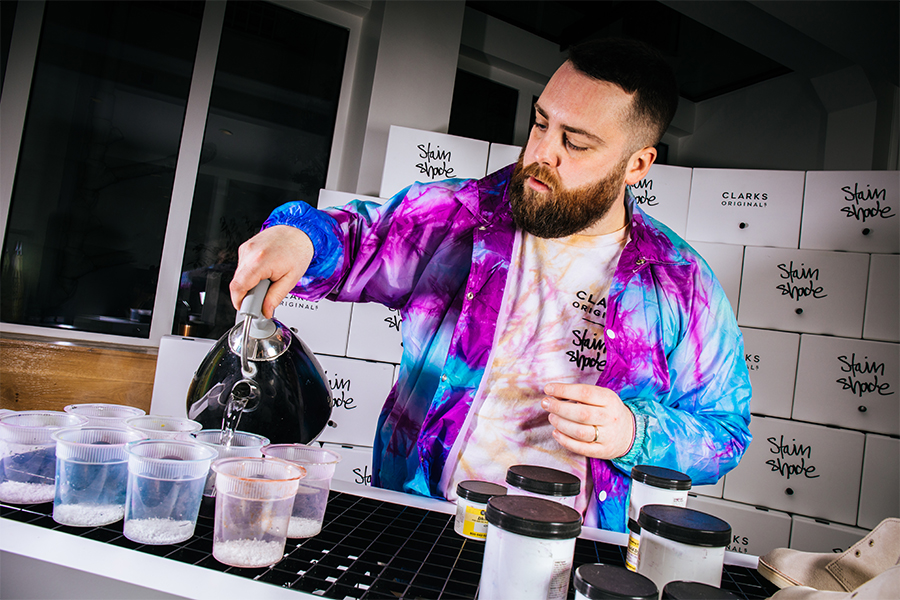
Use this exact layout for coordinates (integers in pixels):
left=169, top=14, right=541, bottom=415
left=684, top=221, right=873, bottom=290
left=568, top=37, right=678, bottom=150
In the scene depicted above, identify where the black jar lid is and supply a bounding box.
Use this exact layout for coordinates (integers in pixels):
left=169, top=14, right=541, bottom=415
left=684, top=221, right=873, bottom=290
left=574, top=563, right=658, bottom=600
left=456, top=480, right=507, bottom=504
left=662, top=581, right=739, bottom=599
left=637, top=504, right=731, bottom=547
left=485, top=495, right=581, bottom=539
left=631, top=465, right=692, bottom=491
left=505, top=464, right=581, bottom=496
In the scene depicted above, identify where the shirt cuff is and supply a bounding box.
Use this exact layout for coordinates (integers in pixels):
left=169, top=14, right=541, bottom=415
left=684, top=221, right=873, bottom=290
left=612, top=400, right=646, bottom=468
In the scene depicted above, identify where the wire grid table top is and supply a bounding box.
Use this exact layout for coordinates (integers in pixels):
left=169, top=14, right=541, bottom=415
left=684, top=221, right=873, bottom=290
left=1, top=490, right=779, bottom=599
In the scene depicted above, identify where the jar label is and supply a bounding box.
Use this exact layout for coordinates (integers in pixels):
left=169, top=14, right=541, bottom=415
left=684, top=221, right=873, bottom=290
left=625, top=531, right=641, bottom=572
left=463, top=504, right=489, bottom=539
left=548, top=559, right=573, bottom=600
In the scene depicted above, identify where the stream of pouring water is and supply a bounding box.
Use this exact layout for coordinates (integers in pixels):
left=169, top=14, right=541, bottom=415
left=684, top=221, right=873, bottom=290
left=220, top=315, right=258, bottom=447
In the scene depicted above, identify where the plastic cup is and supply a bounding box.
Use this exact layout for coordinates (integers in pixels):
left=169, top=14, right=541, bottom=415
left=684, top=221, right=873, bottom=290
left=191, top=430, right=270, bottom=503
left=64, top=403, right=145, bottom=427
left=51, top=427, right=145, bottom=526
left=125, top=415, right=202, bottom=440
left=0, top=411, right=89, bottom=504
left=211, top=457, right=304, bottom=568
left=123, top=439, right=217, bottom=544
left=261, top=444, right=341, bottom=538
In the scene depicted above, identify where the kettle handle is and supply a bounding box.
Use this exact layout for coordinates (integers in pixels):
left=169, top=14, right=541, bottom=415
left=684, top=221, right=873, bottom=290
left=237, top=279, right=271, bottom=324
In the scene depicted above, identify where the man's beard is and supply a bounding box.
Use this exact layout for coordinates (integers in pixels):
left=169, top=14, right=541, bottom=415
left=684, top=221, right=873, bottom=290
left=509, top=156, right=628, bottom=238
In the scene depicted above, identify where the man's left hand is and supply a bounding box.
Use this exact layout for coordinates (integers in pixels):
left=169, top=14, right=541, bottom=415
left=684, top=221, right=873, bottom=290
left=541, top=383, right=635, bottom=460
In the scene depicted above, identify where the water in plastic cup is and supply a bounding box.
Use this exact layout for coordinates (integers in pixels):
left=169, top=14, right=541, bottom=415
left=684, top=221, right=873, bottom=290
left=0, top=411, right=89, bottom=504
left=123, top=439, right=217, bottom=545
left=211, top=457, right=304, bottom=568
left=125, top=415, right=202, bottom=440
left=51, top=427, right=145, bottom=526
left=64, top=403, right=145, bottom=427
left=190, top=430, right=269, bottom=516
left=261, top=444, right=341, bottom=538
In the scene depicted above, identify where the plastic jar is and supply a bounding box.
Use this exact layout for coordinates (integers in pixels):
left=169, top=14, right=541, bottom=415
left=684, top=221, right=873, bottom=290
left=636, top=504, right=731, bottom=591
left=505, top=464, right=581, bottom=508
left=454, top=480, right=507, bottom=540
left=625, top=465, right=691, bottom=572
left=662, top=580, right=739, bottom=599
left=479, top=494, right=581, bottom=600
left=573, top=563, right=658, bottom=600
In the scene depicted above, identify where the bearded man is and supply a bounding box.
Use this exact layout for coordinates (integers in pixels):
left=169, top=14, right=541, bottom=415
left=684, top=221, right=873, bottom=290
left=230, top=38, right=752, bottom=532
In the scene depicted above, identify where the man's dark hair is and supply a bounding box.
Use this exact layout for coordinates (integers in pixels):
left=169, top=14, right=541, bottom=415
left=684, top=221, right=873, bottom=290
left=568, top=37, right=678, bottom=150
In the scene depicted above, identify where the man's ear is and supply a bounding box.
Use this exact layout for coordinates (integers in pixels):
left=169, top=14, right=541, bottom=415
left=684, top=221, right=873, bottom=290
left=623, top=146, right=657, bottom=186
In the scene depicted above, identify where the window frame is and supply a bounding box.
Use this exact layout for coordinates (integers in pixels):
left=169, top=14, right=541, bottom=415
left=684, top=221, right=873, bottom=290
left=0, top=0, right=365, bottom=348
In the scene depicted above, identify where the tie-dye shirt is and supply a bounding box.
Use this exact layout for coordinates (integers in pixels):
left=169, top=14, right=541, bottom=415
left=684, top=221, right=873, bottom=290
left=263, top=164, right=752, bottom=532
left=440, top=226, right=629, bottom=515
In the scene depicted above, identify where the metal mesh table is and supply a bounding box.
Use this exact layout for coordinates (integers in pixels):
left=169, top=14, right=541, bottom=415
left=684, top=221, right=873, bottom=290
left=1, top=491, right=779, bottom=599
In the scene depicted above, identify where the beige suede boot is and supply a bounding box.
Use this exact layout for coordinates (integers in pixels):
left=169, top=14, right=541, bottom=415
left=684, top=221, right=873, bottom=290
left=767, top=565, right=900, bottom=600
left=758, top=518, right=900, bottom=592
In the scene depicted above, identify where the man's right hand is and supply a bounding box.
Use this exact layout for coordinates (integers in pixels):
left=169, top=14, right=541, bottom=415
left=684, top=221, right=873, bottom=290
left=230, top=225, right=314, bottom=319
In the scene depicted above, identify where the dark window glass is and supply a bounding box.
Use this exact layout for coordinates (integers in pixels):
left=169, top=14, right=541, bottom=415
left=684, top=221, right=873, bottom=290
left=1, top=1, right=203, bottom=337
left=448, top=69, right=518, bottom=145
left=174, top=1, right=348, bottom=340
left=1, top=0, right=17, bottom=95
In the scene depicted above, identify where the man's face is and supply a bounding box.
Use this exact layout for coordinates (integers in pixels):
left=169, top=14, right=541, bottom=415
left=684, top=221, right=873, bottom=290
left=510, top=61, right=638, bottom=238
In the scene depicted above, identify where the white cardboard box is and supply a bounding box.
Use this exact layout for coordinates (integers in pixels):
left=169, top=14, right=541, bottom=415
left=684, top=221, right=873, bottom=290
left=792, top=335, right=899, bottom=436
left=315, top=355, right=394, bottom=446
left=691, top=476, right=725, bottom=499
left=685, top=168, right=805, bottom=248
left=689, top=241, right=744, bottom=315
left=863, top=253, right=900, bottom=343
left=738, top=247, right=869, bottom=338
left=723, top=416, right=865, bottom=525
left=857, top=434, right=900, bottom=529
left=380, top=126, right=489, bottom=199
left=687, top=495, right=792, bottom=557
left=150, top=335, right=217, bottom=417
left=740, top=327, right=800, bottom=419
left=323, top=442, right=374, bottom=488
left=789, top=515, right=867, bottom=553
left=346, top=302, right=404, bottom=364
left=800, top=170, right=899, bottom=254
left=634, top=163, right=693, bottom=238
left=487, top=143, right=521, bottom=174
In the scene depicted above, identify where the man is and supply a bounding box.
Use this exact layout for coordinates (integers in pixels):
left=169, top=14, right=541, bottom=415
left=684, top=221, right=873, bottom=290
left=230, top=38, right=752, bottom=532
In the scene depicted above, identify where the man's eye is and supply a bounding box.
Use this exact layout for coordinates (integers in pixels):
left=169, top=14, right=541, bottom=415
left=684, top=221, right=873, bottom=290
left=533, top=121, right=547, bottom=131
left=565, top=135, right=587, bottom=151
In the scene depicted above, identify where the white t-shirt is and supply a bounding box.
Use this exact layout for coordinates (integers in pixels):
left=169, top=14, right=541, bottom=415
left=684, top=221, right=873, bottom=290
left=440, top=224, right=629, bottom=516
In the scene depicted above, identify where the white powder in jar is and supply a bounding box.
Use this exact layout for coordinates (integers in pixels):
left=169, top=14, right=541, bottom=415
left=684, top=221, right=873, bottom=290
left=0, top=481, right=55, bottom=504
left=124, top=518, right=195, bottom=544
left=53, top=503, right=125, bottom=527
left=213, top=539, right=285, bottom=568
left=287, top=516, right=322, bottom=538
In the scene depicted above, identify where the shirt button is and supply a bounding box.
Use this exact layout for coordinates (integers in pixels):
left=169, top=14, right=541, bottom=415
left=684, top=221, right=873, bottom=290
left=479, top=226, right=486, bottom=230
left=466, top=292, right=474, bottom=300
left=441, top=375, right=448, bottom=382
left=607, top=330, right=616, bottom=340
left=598, top=490, right=608, bottom=502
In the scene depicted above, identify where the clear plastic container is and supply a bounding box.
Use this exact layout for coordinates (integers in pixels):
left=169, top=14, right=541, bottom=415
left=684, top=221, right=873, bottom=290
left=505, top=464, right=581, bottom=508
left=480, top=495, right=582, bottom=600
left=573, top=563, right=658, bottom=600
left=51, top=427, right=145, bottom=526
left=454, top=480, right=507, bottom=540
left=64, top=403, right=145, bottom=427
left=123, top=439, right=218, bottom=544
left=191, top=429, right=269, bottom=512
left=212, top=457, right=304, bottom=568
left=0, top=411, right=89, bottom=504
left=625, top=465, right=692, bottom=572
left=124, top=415, right=202, bottom=440
left=636, top=504, right=731, bottom=592
left=261, top=444, right=341, bottom=538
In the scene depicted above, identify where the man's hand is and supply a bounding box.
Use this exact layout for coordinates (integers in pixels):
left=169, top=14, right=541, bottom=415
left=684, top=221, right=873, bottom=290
left=230, top=225, right=315, bottom=319
left=541, top=383, right=635, bottom=460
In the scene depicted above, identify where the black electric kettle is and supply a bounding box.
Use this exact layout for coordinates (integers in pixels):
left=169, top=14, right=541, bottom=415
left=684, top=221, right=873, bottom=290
left=186, top=280, right=333, bottom=444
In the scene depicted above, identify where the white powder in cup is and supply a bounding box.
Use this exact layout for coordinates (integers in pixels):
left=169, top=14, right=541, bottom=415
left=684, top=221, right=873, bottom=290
left=124, top=518, right=195, bottom=544
left=0, top=481, right=55, bottom=504
left=288, top=516, right=323, bottom=538
left=213, top=539, right=285, bottom=568
left=53, top=503, right=125, bottom=527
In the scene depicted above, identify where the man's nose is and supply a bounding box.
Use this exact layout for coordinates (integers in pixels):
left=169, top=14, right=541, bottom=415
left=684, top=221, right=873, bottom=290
left=531, top=134, right=561, bottom=168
